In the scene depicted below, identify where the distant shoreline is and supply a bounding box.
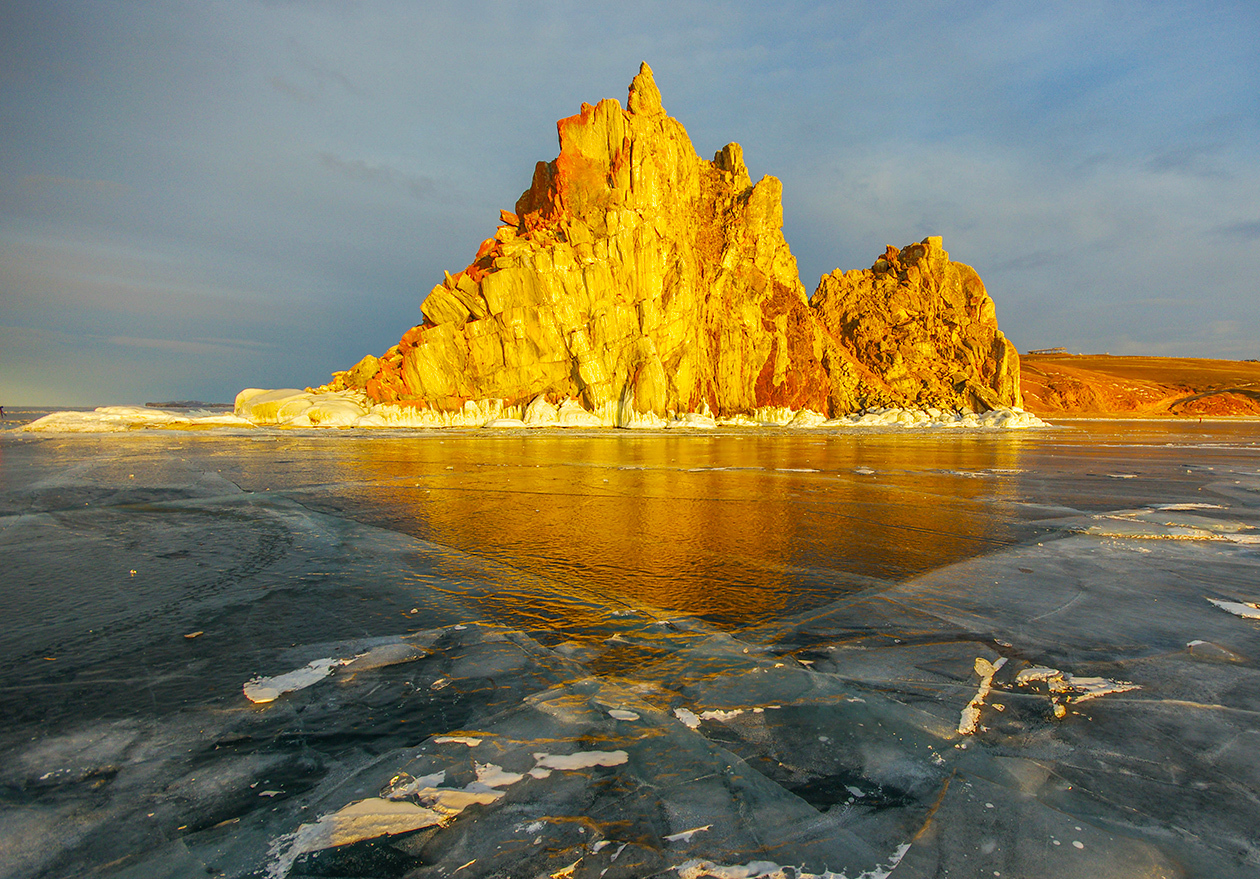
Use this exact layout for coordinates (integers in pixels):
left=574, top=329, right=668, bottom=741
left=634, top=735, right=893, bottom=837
left=1021, top=353, right=1260, bottom=418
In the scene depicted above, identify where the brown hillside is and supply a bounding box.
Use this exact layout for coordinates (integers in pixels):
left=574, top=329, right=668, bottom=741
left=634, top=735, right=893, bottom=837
left=1021, top=354, right=1260, bottom=417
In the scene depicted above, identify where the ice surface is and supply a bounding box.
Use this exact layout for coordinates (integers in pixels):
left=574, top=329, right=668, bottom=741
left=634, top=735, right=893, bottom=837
left=2, top=420, right=1259, bottom=878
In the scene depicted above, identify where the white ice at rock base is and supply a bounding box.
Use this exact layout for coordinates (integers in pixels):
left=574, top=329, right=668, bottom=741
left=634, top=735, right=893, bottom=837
left=21, top=406, right=253, bottom=432
left=22, top=392, right=1047, bottom=433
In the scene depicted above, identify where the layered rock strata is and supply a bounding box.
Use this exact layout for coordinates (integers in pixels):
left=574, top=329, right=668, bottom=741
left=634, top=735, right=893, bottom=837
left=287, top=63, right=1022, bottom=427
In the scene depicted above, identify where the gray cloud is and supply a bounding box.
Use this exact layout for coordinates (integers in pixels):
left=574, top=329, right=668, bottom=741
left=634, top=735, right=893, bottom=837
left=106, top=335, right=275, bottom=356
left=1216, top=219, right=1260, bottom=242
left=317, top=152, right=438, bottom=201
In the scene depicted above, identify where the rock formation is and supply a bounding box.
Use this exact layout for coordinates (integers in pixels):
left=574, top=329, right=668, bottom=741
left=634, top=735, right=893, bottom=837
left=812, top=238, right=1021, bottom=414
left=1021, top=354, right=1260, bottom=417
left=307, top=63, right=1022, bottom=426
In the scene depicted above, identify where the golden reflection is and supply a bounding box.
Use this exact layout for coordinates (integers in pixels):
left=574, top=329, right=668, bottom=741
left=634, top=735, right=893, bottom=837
left=321, top=431, right=1032, bottom=627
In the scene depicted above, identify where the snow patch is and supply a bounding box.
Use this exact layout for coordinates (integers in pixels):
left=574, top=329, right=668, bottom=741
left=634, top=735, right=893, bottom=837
left=699, top=708, right=748, bottom=722
left=1014, top=666, right=1139, bottom=717
left=674, top=841, right=910, bottom=879
left=674, top=707, right=701, bottom=729
left=958, top=657, right=1006, bottom=735
left=532, top=750, right=629, bottom=770
left=475, top=762, right=524, bottom=787
left=1207, top=598, right=1260, bottom=620
left=267, top=798, right=444, bottom=879
left=244, top=658, right=349, bottom=704
left=665, top=824, right=712, bottom=843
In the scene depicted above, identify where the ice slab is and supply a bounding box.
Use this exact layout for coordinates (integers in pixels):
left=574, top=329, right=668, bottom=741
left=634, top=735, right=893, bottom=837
left=22, top=406, right=253, bottom=432
left=1208, top=597, right=1260, bottom=620
left=243, top=657, right=350, bottom=703
left=267, top=798, right=445, bottom=879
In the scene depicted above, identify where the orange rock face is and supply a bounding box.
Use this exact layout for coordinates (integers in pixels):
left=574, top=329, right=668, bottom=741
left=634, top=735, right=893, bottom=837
left=326, top=63, right=1022, bottom=420
left=1021, top=355, right=1260, bottom=417
left=812, top=238, right=1022, bottom=413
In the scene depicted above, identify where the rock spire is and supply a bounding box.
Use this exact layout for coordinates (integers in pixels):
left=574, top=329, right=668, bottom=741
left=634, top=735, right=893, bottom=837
left=321, top=62, right=1021, bottom=423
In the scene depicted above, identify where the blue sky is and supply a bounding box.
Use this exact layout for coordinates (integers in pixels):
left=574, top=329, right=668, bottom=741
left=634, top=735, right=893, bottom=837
left=2, top=1, right=1258, bottom=405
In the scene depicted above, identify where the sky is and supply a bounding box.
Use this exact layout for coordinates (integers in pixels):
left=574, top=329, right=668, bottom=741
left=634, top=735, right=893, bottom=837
left=2, top=1, right=1258, bottom=406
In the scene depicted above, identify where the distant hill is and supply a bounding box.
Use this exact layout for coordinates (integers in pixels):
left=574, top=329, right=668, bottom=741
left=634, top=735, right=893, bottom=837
left=144, top=401, right=230, bottom=409
left=1021, top=354, right=1260, bottom=417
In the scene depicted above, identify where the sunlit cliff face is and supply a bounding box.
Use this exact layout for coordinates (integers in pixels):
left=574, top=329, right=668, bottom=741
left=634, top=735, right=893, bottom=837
left=317, top=432, right=1031, bottom=629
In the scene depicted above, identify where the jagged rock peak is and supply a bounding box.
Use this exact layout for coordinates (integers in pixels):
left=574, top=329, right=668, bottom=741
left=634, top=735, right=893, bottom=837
left=313, top=65, right=1023, bottom=425
left=812, top=236, right=1022, bottom=413
left=627, top=61, right=664, bottom=115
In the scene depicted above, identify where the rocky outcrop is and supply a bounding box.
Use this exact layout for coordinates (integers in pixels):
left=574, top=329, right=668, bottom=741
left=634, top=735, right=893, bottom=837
left=316, top=63, right=1022, bottom=425
left=812, top=238, right=1022, bottom=413
left=1021, top=354, right=1260, bottom=417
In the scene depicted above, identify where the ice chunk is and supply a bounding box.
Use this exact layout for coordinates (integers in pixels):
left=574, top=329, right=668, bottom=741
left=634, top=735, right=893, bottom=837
left=787, top=409, right=827, bottom=428
left=268, top=798, right=443, bottom=878
left=1207, top=598, right=1260, bottom=620
left=556, top=399, right=605, bottom=427
left=958, top=656, right=1006, bottom=734
left=670, top=412, right=718, bottom=429
left=434, top=736, right=483, bottom=746
left=523, top=394, right=559, bottom=426
left=22, top=406, right=253, bottom=432
left=664, top=824, right=712, bottom=843
left=532, top=750, right=629, bottom=770
left=243, top=657, right=349, bottom=704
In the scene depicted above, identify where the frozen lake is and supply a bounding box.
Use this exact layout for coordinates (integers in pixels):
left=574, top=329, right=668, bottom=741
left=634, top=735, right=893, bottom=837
left=1, top=418, right=1258, bottom=878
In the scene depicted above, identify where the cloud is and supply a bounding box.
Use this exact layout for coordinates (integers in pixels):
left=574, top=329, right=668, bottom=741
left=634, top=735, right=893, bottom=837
left=19, top=174, right=128, bottom=195
left=317, top=151, right=438, bottom=201
left=269, top=75, right=312, bottom=102
left=1215, top=219, right=1260, bottom=242
left=106, top=336, right=274, bottom=357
